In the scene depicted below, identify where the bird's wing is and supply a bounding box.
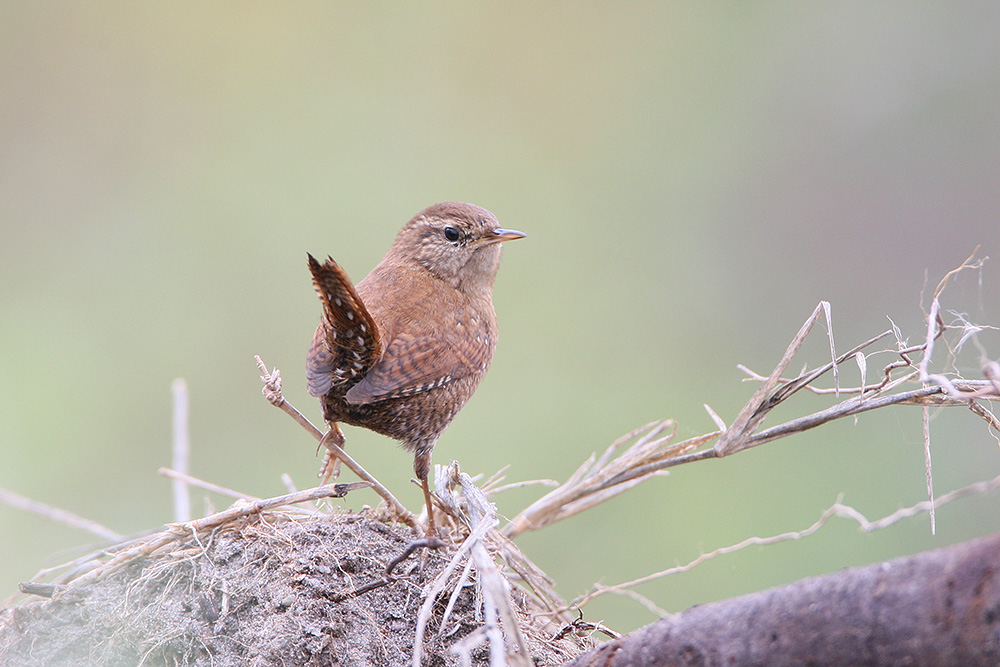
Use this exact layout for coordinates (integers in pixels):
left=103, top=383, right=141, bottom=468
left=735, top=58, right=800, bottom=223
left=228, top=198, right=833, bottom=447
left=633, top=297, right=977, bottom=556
left=344, top=329, right=492, bottom=404
left=305, top=254, right=382, bottom=398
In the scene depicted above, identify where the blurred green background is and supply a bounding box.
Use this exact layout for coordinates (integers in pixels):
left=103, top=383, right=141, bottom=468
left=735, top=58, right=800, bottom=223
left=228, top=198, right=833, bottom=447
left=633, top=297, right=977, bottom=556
left=2, top=4, right=1000, bottom=633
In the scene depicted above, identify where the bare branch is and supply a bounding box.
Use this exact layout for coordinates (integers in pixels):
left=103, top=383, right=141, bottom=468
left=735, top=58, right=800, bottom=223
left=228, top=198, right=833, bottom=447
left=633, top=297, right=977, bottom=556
left=55, top=482, right=369, bottom=592
left=0, top=487, right=123, bottom=542
left=563, top=473, right=1000, bottom=612
left=254, top=355, right=416, bottom=526
left=508, top=253, right=998, bottom=548
left=159, top=467, right=257, bottom=503
left=170, top=378, right=191, bottom=523
left=714, top=301, right=833, bottom=457
left=562, top=531, right=1000, bottom=667
left=502, top=420, right=704, bottom=538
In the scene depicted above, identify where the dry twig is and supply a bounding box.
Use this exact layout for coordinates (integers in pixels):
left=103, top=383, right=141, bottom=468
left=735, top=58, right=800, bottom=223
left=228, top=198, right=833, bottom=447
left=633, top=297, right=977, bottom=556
left=0, top=487, right=123, bottom=542
left=505, top=258, right=999, bottom=544
left=171, top=378, right=191, bottom=523
left=499, top=252, right=1000, bottom=619
left=503, top=420, right=705, bottom=538
left=254, top=355, right=416, bottom=526
left=564, top=472, right=1000, bottom=613
left=158, top=467, right=258, bottom=504
left=415, top=463, right=534, bottom=667
left=14, top=482, right=369, bottom=599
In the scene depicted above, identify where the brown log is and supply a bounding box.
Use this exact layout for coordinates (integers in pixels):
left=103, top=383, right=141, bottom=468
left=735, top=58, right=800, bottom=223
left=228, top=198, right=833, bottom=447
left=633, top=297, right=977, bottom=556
left=562, top=532, right=1000, bottom=667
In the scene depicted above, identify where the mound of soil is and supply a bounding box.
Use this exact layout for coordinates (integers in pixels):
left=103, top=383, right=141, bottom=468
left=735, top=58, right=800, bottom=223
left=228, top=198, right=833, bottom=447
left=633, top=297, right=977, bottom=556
left=0, top=511, right=588, bottom=666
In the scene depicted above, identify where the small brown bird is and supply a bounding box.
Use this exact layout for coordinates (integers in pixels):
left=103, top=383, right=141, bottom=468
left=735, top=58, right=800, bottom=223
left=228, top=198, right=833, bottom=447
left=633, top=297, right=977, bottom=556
left=306, top=202, right=524, bottom=533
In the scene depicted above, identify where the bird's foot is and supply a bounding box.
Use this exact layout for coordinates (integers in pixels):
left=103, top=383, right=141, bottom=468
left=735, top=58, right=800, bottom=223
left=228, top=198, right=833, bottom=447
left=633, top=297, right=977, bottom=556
left=317, top=424, right=346, bottom=483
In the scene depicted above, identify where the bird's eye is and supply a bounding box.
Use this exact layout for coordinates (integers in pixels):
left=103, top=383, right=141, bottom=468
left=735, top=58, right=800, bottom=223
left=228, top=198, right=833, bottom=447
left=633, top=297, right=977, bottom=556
left=443, top=226, right=460, bottom=243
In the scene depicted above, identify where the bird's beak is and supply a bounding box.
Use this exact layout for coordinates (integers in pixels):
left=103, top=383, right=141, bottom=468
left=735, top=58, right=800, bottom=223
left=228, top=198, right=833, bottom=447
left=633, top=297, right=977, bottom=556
left=479, top=228, right=526, bottom=246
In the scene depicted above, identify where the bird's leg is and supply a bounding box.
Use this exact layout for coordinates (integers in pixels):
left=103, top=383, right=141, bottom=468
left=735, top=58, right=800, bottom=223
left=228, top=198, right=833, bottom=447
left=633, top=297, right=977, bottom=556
left=420, top=474, right=437, bottom=538
left=414, top=449, right=437, bottom=537
left=318, top=422, right=346, bottom=484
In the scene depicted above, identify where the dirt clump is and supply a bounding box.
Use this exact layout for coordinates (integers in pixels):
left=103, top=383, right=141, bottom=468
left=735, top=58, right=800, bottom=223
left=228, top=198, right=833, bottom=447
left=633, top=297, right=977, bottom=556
left=0, top=511, right=588, bottom=666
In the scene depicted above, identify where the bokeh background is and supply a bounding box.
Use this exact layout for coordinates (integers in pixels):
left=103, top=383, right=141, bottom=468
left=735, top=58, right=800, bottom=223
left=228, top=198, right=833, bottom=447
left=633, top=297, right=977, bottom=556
left=3, top=4, right=1000, bottom=633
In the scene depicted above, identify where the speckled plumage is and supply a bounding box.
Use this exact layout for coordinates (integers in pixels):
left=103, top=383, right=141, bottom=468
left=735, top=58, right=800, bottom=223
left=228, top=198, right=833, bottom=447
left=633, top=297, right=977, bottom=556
left=306, top=202, right=523, bottom=529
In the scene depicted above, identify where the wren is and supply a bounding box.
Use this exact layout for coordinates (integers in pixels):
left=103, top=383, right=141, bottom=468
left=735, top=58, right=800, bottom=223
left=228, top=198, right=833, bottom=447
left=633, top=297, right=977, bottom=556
left=306, top=202, right=524, bottom=533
